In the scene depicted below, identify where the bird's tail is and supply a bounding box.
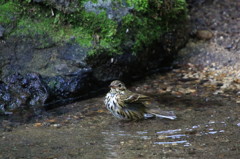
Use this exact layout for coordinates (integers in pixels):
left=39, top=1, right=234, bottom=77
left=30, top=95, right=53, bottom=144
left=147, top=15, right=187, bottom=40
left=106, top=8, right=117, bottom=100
left=145, top=108, right=177, bottom=120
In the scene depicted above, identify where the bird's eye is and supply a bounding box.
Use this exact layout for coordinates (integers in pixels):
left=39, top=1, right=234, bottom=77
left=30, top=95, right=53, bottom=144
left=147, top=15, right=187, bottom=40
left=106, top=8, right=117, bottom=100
left=118, top=84, right=122, bottom=87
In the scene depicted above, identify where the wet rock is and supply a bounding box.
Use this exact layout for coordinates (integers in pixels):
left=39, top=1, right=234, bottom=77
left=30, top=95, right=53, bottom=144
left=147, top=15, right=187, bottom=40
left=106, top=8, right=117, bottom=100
left=0, top=0, right=188, bottom=115
left=0, top=30, right=174, bottom=114
left=44, top=67, right=96, bottom=100
left=88, top=47, right=170, bottom=82
left=0, top=73, right=49, bottom=114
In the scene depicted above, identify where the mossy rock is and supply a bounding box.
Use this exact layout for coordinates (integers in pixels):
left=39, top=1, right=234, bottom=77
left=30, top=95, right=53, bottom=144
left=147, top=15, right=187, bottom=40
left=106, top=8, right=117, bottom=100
left=1, top=0, right=188, bottom=55
left=0, top=0, right=189, bottom=114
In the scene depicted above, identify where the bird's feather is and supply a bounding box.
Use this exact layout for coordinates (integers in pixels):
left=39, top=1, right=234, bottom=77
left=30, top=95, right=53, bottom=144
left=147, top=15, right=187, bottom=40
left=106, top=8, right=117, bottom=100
left=122, top=90, right=150, bottom=104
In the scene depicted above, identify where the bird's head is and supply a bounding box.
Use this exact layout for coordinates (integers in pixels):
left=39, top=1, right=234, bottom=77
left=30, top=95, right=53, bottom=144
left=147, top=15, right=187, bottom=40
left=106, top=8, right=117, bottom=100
left=109, top=80, right=126, bottom=93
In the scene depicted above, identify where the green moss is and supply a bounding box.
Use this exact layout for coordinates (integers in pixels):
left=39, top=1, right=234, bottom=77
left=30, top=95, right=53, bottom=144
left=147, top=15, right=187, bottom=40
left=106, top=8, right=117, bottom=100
left=120, top=14, right=162, bottom=51
left=0, top=1, right=19, bottom=25
left=126, top=0, right=148, bottom=12
left=118, top=0, right=187, bottom=53
left=13, top=18, right=50, bottom=36
left=3, top=0, right=187, bottom=55
left=159, top=0, right=188, bottom=29
left=11, top=17, right=93, bottom=47
left=65, top=27, right=93, bottom=47
left=65, top=9, right=121, bottom=55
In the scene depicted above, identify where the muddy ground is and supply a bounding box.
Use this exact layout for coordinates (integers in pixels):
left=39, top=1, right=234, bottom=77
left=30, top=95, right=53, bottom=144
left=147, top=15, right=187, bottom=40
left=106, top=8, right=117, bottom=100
left=0, top=0, right=240, bottom=159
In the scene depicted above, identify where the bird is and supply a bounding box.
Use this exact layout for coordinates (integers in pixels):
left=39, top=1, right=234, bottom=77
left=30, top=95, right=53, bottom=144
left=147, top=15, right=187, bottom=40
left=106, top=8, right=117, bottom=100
left=104, top=80, right=177, bottom=121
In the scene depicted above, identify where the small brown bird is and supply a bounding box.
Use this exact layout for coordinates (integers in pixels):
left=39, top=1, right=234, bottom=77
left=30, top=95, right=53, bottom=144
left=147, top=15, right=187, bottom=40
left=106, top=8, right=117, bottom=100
left=104, top=80, right=176, bottom=120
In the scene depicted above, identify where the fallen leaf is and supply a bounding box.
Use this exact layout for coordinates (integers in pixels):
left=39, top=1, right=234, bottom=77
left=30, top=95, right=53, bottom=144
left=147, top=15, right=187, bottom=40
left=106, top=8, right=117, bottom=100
left=97, top=109, right=105, bottom=113
left=46, top=119, right=56, bottom=123
left=233, top=79, right=240, bottom=84
left=34, top=123, right=42, bottom=127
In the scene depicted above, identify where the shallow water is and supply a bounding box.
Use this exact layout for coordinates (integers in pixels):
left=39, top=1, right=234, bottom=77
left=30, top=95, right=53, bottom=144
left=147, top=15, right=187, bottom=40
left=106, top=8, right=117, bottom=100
left=0, top=93, right=239, bottom=159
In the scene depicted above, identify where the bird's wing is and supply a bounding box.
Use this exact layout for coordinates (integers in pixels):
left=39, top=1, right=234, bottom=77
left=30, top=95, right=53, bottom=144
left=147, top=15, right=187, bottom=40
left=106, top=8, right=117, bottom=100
left=122, top=91, right=150, bottom=103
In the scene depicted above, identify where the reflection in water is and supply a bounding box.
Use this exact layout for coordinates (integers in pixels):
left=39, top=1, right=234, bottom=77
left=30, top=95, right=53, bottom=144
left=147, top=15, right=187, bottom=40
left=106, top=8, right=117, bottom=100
left=156, top=129, right=182, bottom=134
left=154, top=140, right=188, bottom=145
left=136, top=131, right=148, bottom=135
left=102, top=126, right=122, bottom=159
left=102, top=120, right=228, bottom=157
left=165, top=134, right=187, bottom=139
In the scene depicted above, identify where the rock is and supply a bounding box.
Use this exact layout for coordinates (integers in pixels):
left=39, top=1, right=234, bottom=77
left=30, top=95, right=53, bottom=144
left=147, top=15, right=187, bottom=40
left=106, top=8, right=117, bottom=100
left=51, top=123, right=61, bottom=128
left=196, top=30, right=213, bottom=40
left=33, top=0, right=43, bottom=2
left=33, top=0, right=80, bottom=13
left=177, top=42, right=240, bottom=68
left=0, top=33, right=171, bottom=114
left=0, top=25, right=5, bottom=38
left=84, top=0, right=132, bottom=21
left=0, top=0, right=189, bottom=115
left=0, top=73, right=49, bottom=114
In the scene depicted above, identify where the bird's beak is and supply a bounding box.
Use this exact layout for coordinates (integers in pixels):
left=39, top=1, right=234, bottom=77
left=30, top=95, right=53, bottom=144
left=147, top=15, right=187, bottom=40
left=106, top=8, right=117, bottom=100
left=109, top=85, right=115, bottom=88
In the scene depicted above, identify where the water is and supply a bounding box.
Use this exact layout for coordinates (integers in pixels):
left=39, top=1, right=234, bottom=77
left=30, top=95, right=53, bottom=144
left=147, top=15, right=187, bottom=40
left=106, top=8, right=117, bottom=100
left=0, top=93, right=239, bottom=158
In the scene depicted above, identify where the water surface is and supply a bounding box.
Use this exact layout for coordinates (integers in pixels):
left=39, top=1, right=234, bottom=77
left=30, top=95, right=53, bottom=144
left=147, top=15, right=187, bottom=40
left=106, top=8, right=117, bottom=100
left=0, top=93, right=239, bottom=158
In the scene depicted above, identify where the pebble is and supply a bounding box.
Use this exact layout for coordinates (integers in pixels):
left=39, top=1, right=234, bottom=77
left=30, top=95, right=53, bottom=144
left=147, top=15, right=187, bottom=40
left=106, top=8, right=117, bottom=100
left=52, top=124, right=61, bottom=128
left=196, top=30, right=214, bottom=40
left=213, top=90, right=223, bottom=95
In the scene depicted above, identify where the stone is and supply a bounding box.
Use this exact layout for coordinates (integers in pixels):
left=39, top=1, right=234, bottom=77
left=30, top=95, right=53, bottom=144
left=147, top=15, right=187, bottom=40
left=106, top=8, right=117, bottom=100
left=196, top=30, right=213, bottom=40
left=0, top=25, right=5, bottom=38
